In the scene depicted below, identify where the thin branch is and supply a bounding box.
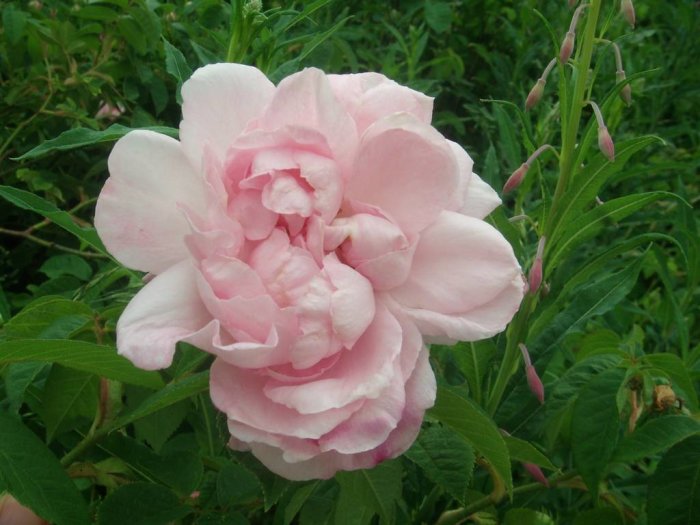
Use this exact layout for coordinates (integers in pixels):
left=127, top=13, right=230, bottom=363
left=0, top=227, right=108, bottom=259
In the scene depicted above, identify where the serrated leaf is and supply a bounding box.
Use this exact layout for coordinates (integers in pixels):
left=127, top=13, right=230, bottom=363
left=0, top=413, right=90, bottom=525
left=429, top=387, right=512, bottom=494
left=163, top=38, right=192, bottom=104
left=0, top=186, right=107, bottom=254
left=0, top=339, right=164, bottom=389
left=502, top=435, right=556, bottom=470
left=3, top=296, right=93, bottom=339
left=97, top=482, right=191, bottom=525
left=647, top=435, right=700, bottom=525
left=217, top=463, right=262, bottom=506
left=41, top=365, right=99, bottom=442
left=99, top=433, right=203, bottom=495
left=13, top=124, right=178, bottom=160
left=39, top=255, right=93, bottom=281
left=335, top=460, right=403, bottom=524
left=613, top=415, right=700, bottom=463
left=571, top=368, right=626, bottom=499
left=503, top=508, right=555, bottom=525
left=405, top=425, right=474, bottom=503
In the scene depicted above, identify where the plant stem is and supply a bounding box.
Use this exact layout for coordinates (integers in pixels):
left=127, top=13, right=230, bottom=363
left=434, top=470, right=578, bottom=525
left=0, top=227, right=108, bottom=258
left=547, top=0, right=602, bottom=239
left=226, top=1, right=243, bottom=62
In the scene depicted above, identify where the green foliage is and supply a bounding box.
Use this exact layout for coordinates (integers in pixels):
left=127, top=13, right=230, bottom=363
left=0, top=1, right=697, bottom=524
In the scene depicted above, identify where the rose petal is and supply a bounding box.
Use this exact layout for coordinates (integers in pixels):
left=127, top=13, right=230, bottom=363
left=116, top=260, right=211, bottom=370
left=94, top=130, right=208, bottom=274
left=346, top=113, right=459, bottom=234
left=447, top=141, right=501, bottom=218
left=180, top=63, right=275, bottom=169
left=391, top=211, right=525, bottom=341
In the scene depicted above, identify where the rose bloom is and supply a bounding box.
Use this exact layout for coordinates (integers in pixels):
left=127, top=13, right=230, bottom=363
left=95, top=64, right=525, bottom=480
left=0, top=494, right=48, bottom=525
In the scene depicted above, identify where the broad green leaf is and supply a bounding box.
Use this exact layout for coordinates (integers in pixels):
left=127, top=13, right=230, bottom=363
left=41, top=365, right=99, bottom=442
left=13, top=124, right=178, bottom=160
left=424, top=0, right=452, bottom=33
left=645, top=353, right=699, bottom=410
left=109, top=371, right=208, bottom=428
left=117, top=15, right=147, bottom=53
left=217, top=463, right=262, bottom=506
left=0, top=339, right=163, bottom=389
left=163, top=38, right=192, bottom=103
left=503, top=508, right=556, bottom=525
left=613, top=415, right=700, bottom=463
left=39, top=254, right=93, bottom=281
left=335, top=460, right=403, bottom=524
left=647, top=435, right=700, bottom=525
left=429, top=387, right=512, bottom=494
left=3, top=296, right=93, bottom=339
left=0, top=413, right=90, bottom=525
left=99, top=434, right=203, bottom=495
left=97, top=482, right=191, bottom=525
left=405, top=425, right=475, bottom=503
left=550, top=192, right=685, bottom=266
left=573, top=508, right=624, bottom=525
left=0, top=185, right=106, bottom=254
left=571, top=368, right=626, bottom=500
left=284, top=482, right=320, bottom=525
left=238, top=454, right=295, bottom=511
left=2, top=4, right=27, bottom=45
left=4, top=362, right=48, bottom=413
left=502, top=435, right=556, bottom=470
left=448, top=340, right=496, bottom=405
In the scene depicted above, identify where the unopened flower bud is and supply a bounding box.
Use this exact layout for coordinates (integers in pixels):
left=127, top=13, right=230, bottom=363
left=598, top=126, right=615, bottom=162
left=616, top=70, right=632, bottom=105
left=525, top=79, right=546, bottom=111
left=621, top=0, right=635, bottom=28
left=559, top=31, right=575, bottom=63
left=524, top=463, right=550, bottom=486
left=519, top=344, right=545, bottom=404
left=528, top=236, right=546, bottom=294
left=503, top=163, right=528, bottom=194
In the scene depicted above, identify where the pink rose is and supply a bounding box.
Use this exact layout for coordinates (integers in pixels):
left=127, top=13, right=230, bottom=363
left=95, top=64, right=524, bottom=480
left=0, top=494, right=48, bottom=525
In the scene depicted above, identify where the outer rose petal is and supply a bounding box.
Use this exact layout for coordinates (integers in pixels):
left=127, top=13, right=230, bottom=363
left=327, top=72, right=433, bottom=135
left=390, top=211, right=525, bottom=341
left=94, top=130, right=208, bottom=274
left=180, top=63, right=276, bottom=168
left=346, top=113, right=459, bottom=235
left=448, top=141, right=502, bottom=219
left=245, top=348, right=436, bottom=481
left=117, top=260, right=212, bottom=370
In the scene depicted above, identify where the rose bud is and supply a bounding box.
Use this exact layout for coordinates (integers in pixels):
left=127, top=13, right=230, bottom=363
left=503, top=145, right=556, bottom=195
left=525, top=79, right=546, bottom=111
left=621, top=0, right=635, bottom=28
left=520, top=343, right=545, bottom=404
left=524, top=463, right=550, bottom=486
left=616, top=69, right=632, bottom=105
left=528, top=236, right=546, bottom=294
left=559, top=31, right=576, bottom=63
left=590, top=101, right=615, bottom=162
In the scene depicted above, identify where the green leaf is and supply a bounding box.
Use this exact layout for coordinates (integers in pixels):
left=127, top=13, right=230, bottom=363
left=2, top=4, right=27, bottom=45
left=571, top=368, right=626, bottom=500
left=0, top=412, right=90, bottom=525
left=99, top=434, right=203, bottom=495
left=335, top=460, right=403, bottom=524
left=97, top=482, right=191, bottom=525
left=163, top=38, right=192, bottom=104
left=503, top=508, right=556, bottom=525
left=645, top=353, right=699, bottom=410
left=13, top=124, right=178, bottom=160
left=405, top=425, right=475, bottom=503
left=429, top=387, right=512, bottom=494
left=551, top=192, right=686, bottom=265
left=39, top=255, right=93, bottom=281
left=109, top=371, right=208, bottom=428
left=0, top=186, right=107, bottom=254
left=217, top=464, right=262, bottom=506
left=284, top=482, right=320, bottom=525
left=448, top=340, right=496, bottom=405
left=647, top=435, right=700, bottom=525
left=4, top=362, right=48, bottom=413
left=3, top=296, right=93, bottom=339
left=0, top=339, right=164, bottom=389
left=41, top=365, right=99, bottom=442
left=424, top=0, right=452, bottom=33
left=502, top=435, right=556, bottom=470
left=573, top=508, right=624, bottom=525
left=613, top=415, right=700, bottom=463
left=117, top=15, right=147, bottom=54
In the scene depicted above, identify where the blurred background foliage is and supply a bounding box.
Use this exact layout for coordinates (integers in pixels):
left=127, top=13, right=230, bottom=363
left=0, top=1, right=698, bottom=524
